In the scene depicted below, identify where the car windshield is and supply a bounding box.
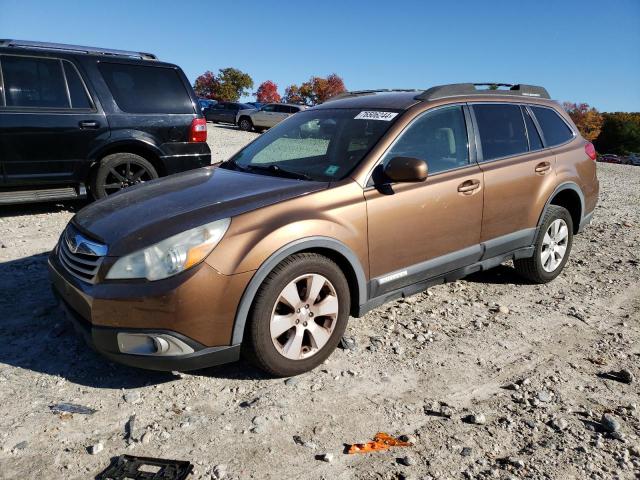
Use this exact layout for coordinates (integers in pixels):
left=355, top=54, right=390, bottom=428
left=223, top=108, right=401, bottom=182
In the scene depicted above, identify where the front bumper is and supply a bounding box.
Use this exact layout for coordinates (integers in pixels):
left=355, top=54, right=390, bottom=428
left=48, top=254, right=246, bottom=371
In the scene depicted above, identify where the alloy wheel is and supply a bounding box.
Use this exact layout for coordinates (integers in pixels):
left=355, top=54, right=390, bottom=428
left=541, top=218, right=569, bottom=272
left=102, top=161, right=153, bottom=195
left=270, top=273, right=339, bottom=360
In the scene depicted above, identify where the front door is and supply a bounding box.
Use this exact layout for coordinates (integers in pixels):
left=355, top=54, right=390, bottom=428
left=365, top=105, right=484, bottom=296
left=0, top=55, right=108, bottom=186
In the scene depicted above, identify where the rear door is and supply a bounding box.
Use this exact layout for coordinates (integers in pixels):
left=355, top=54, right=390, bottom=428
left=0, top=54, right=108, bottom=186
left=206, top=103, right=226, bottom=122
left=471, top=102, right=556, bottom=254
left=272, top=104, right=291, bottom=126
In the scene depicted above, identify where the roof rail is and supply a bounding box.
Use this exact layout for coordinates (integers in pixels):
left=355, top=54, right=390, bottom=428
left=325, top=89, right=422, bottom=102
left=0, top=39, right=157, bottom=60
left=415, top=83, right=550, bottom=101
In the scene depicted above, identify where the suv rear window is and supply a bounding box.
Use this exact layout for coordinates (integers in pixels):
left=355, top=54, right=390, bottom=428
left=530, top=106, right=574, bottom=147
left=98, top=62, right=193, bottom=114
left=2, top=56, right=69, bottom=108
left=473, top=104, right=528, bottom=161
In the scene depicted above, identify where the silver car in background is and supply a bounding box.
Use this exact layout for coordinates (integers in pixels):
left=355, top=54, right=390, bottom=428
left=239, top=103, right=307, bottom=131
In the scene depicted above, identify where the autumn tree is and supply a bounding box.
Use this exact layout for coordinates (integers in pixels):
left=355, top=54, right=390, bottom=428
left=562, top=102, right=604, bottom=142
left=255, top=80, right=281, bottom=103
left=283, top=85, right=303, bottom=104
left=193, top=68, right=253, bottom=102
left=283, top=74, right=346, bottom=105
left=193, top=71, right=219, bottom=100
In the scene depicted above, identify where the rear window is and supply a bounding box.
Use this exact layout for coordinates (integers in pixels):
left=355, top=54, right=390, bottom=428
left=98, top=62, right=193, bottom=114
left=474, top=104, right=529, bottom=161
left=2, top=55, right=69, bottom=108
left=531, top=106, right=574, bottom=146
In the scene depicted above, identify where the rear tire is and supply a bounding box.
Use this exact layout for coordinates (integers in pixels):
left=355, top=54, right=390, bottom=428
left=243, top=253, right=350, bottom=377
left=514, top=205, right=573, bottom=283
left=91, top=153, right=158, bottom=199
left=238, top=117, right=253, bottom=131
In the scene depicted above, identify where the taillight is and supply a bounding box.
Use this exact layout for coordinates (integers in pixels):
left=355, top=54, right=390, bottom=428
left=585, top=142, right=596, bottom=161
left=189, top=118, right=207, bottom=142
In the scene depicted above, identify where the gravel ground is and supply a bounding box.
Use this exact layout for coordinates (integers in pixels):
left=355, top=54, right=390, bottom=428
left=0, top=124, right=639, bottom=479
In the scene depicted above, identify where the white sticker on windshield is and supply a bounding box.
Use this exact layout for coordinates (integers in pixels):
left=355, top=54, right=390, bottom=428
left=354, top=111, right=398, bottom=121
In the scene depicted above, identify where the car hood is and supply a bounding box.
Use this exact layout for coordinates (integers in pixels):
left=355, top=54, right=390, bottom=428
left=72, top=166, right=328, bottom=256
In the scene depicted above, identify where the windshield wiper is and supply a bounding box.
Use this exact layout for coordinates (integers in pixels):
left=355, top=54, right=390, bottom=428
left=244, top=164, right=313, bottom=181
left=220, top=158, right=248, bottom=172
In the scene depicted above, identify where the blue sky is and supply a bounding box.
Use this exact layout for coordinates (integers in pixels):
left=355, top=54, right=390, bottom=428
left=2, top=0, right=639, bottom=111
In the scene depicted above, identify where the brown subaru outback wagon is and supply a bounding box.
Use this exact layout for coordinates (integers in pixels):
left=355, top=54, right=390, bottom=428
left=49, top=83, right=599, bottom=376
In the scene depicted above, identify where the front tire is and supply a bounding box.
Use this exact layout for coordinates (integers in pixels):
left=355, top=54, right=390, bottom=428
left=91, top=153, right=158, bottom=199
left=243, top=253, right=350, bottom=377
left=514, top=205, right=573, bottom=283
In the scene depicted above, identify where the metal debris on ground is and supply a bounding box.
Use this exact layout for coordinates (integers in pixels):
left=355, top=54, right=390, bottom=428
left=347, top=432, right=413, bottom=454
left=49, top=403, right=96, bottom=415
left=95, top=455, right=193, bottom=480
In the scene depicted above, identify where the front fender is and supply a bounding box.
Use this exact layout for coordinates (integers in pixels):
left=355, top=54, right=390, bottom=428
left=227, top=236, right=368, bottom=345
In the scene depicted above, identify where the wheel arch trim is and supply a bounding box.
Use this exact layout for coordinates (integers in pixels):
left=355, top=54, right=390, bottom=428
left=538, top=182, right=585, bottom=229
left=230, top=236, right=367, bottom=345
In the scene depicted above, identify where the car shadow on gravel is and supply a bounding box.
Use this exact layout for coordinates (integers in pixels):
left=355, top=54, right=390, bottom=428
left=465, top=264, right=535, bottom=285
left=0, top=253, right=174, bottom=389
left=0, top=199, right=88, bottom=218
left=0, top=252, right=269, bottom=388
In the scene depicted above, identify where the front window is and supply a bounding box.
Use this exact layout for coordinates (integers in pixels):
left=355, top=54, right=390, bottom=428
left=223, top=108, right=400, bottom=181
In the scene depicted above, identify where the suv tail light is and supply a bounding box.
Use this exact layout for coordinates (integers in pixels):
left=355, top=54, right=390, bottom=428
left=189, top=118, right=207, bottom=143
left=585, top=142, right=597, bottom=161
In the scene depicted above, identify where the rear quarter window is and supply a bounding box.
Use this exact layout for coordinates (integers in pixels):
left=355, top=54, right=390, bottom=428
left=98, top=62, right=193, bottom=114
left=530, top=106, right=574, bottom=146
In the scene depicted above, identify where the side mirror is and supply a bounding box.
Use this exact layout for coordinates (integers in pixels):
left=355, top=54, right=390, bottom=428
left=383, top=157, right=428, bottom=182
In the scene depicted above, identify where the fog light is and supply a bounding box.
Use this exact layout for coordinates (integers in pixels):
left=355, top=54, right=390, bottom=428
left=117, top=333, right=195, bottom=356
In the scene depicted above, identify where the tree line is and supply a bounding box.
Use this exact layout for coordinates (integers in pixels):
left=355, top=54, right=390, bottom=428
left=193, top=68, right=346, bottom=106
left=192, top=70, right=638, bottom=154
left=563, top=103, right=639, bottom=155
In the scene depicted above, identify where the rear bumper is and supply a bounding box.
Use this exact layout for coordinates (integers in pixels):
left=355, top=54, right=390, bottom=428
left=160, top=142, right=212, bottom=175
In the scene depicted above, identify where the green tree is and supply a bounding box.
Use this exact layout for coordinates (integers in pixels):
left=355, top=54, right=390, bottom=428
left=216, top=67, right=253, bottom=102
left=594, top=112, right=640, bottom=155
left=192, top=68, right=253, bottom=102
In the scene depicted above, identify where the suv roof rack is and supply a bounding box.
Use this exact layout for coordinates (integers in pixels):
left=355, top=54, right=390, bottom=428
left=325, top=89, right=422, bottom=102
left=415, top=83, right=550, bottom=101
left=0, top=39, right=158, bottom=61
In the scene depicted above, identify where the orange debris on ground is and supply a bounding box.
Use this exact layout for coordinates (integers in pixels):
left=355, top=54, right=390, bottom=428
left=347, top=432, right=413, bottom=454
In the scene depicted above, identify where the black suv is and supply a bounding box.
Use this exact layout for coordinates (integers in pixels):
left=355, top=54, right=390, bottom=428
left=0, top=40, right=211, bottom=203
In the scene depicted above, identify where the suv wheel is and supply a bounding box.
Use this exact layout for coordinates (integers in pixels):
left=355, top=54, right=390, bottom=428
left=92, top=153, right=159, bottom=199
left=514, top=205, right=573, bottom=283
left=238, top=117, right=253, bottom=131
left=243, top=253, right=350, bottom=377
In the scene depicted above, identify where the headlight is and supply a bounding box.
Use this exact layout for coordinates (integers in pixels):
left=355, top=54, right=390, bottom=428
left=106, top=218, right=230, bottom=281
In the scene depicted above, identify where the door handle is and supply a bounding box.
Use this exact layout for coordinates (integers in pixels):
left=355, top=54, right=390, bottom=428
left=79, top=120, right=100, bottom=129
left=535, top=161, right=551, bottom=174
left=457, top=179, right=481, bottom=194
